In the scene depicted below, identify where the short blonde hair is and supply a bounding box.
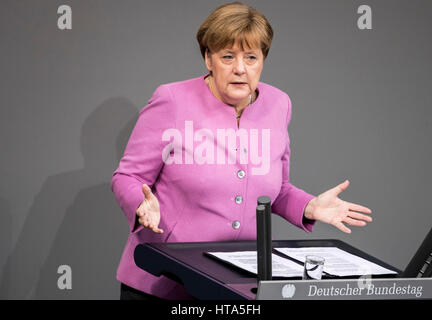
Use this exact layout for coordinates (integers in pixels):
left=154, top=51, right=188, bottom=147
left=196, top=2, right=274, bottom=60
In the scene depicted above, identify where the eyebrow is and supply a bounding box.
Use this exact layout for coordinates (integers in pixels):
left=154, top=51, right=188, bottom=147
left=224, top=50, right=258, bottom=54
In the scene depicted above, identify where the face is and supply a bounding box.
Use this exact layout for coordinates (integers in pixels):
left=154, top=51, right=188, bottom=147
left=205, top=42, right=264, bottom=106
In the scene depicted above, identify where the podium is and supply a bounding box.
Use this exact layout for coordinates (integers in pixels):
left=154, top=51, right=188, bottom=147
left=134, top=239, right=405, bottom=300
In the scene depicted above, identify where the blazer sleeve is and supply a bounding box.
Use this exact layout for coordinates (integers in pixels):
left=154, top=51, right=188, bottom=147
left=271, top=94, right=316, bottom=232
left=111, top=84, right=175, bottom=233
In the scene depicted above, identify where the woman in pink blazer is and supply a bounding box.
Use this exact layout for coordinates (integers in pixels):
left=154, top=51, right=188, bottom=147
left=111, top=2, right=372, bottom=300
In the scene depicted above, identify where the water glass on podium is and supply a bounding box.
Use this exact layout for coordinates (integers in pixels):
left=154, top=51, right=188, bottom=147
left=303, top=255, right=325, bottom=280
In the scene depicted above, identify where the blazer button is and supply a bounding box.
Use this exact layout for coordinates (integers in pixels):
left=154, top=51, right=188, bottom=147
left=235, top=195, right=243, bottom=204
left=232, top=220, right=241, bottom=229
left=237, top=170, right=245, bottom=179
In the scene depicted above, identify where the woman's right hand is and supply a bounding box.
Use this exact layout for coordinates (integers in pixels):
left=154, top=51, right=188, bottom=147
left=136, top=184, right=164, bottom=234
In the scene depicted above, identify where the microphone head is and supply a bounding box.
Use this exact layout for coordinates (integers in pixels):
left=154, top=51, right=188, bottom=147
left=257, top=196, right=271, bottom=206
left=256, top=204, right=266, bottom=213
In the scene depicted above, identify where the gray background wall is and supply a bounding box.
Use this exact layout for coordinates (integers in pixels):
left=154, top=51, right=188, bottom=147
left=0, top=0, right=430, bottom=299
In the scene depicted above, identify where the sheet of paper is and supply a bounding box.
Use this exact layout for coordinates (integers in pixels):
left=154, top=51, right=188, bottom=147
left=206, top=251, right=304, bottom=277
left=274, top=247, right=397, bottom=277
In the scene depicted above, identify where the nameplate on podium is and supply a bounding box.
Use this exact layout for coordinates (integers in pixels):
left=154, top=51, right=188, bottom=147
left=256, top=278, right=432, bottom=300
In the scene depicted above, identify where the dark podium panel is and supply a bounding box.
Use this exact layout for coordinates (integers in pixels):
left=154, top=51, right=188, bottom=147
left=134, top=239, right=401, bottom=300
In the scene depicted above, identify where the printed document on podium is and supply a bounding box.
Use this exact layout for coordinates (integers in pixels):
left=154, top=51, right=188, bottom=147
left=275, top=247, right=397, bottom=277
left=206, top=251, right=304, bottom=277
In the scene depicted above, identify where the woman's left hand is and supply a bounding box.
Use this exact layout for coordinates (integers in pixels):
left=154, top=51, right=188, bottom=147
left=304, top=180, right=373, bottom=234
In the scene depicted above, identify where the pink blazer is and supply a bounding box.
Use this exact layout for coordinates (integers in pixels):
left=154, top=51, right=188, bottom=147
left=111, top=73, right=316, bottom=299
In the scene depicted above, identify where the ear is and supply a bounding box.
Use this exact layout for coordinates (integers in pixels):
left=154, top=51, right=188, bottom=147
left=204, top=48, right=213, bottom=73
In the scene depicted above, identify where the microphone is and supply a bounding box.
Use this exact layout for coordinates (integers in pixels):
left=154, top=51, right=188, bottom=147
left=257, top=196, right=272, bottom=281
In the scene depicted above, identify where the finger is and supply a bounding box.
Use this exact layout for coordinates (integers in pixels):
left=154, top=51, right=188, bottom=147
left=347, top=211, right=373, bottom=222
left=328, top=179, right=350, bottom=197
left=139, top=217, right=149, bottom=227
left=139, top=213, right=151, bottom=226
left=138, top=218, right=146, bottom=227
left=151, top=226, right=164, bottom=234
left=343, top=217, right=367, bottom=227
left=140, top=211, right=149, bottom=222
left=148, top=215, right=158, bottom=228
left=147, top=220, right=161, bottom=232
left=148, top=218, right=160, bottom=229
left=347, top=202, right=372, bottom=214
left=335, top=221, right=351, bottom=234
left=141, top=184, right=153, bottom=199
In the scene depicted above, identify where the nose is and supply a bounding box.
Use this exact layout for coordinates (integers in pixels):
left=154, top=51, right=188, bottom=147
left=233, top=57, right=246, bottom=75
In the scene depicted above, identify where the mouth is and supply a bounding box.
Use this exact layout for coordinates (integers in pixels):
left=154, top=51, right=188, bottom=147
left=230, top=82, right=248, bottom=85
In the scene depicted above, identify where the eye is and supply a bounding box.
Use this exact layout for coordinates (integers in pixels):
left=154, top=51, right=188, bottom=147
left=247, top=56, right=257, bottom=60
left=223, top=55, right=233, bottom=59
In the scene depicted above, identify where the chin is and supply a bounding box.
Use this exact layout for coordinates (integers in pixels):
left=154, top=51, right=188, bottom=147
left=226, top=96, right=248, bottom=104
left=227, top=90, right=249, bottom=99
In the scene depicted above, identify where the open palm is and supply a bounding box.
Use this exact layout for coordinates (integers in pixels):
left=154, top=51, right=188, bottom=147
left=306, top=180, right=372, bottom=233
left=136, top=184, right=163, bottom=233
